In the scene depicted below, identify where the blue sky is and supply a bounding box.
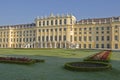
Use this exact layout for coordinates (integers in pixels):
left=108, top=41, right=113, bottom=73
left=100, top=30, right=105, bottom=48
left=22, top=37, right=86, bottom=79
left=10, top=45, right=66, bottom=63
left=0, top=0, right=120, bottom=25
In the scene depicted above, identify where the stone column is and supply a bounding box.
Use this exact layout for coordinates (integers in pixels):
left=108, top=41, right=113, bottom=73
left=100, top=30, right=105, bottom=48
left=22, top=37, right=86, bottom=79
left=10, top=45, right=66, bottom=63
left=65, top=41, right=66, bottom=48
left=41, top=42, right=43, bottom=48
left=118, top=27, right=120, bottom=48
left=60, top=41, right=62, bottom=48
left=49, top=29, right=50, bottom=41
left=44, top=29, right=46, bottom=42
left=54, top=41, right=56, bottom=48
left=111, top=26, right=114, bottom=49
left=45, top=43, right=47, bottom=48
left=62, top=28, right=63, bottom=41
left=57, top=29, right=59, bottom=42
left=50, top=42, right=52, bottom=48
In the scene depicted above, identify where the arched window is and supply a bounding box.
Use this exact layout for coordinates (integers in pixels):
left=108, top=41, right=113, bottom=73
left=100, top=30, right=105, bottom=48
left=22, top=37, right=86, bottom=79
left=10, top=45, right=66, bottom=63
left=59, top=19, right=62, bottom=25
left=51, top=20, right=53, bottom=25
left=55, top=20, right=57, bottom=25
left=47, top=21, right=49, bottom=25
left=64, top=19, right=67, bottom=24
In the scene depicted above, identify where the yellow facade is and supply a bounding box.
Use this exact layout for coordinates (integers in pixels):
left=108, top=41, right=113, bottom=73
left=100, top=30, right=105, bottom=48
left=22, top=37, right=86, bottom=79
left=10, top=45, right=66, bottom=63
left=0, top=14, right=120, bottom=50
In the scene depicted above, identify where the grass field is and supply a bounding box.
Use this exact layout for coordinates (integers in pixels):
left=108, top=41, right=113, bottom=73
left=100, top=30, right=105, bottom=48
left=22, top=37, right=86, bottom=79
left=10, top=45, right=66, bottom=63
left=0, top=48, right=120, bottom=80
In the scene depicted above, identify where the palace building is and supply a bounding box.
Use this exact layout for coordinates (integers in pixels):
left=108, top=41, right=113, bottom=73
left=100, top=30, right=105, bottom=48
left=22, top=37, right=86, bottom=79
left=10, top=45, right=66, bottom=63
left=0, top=14, right=120, bottom=50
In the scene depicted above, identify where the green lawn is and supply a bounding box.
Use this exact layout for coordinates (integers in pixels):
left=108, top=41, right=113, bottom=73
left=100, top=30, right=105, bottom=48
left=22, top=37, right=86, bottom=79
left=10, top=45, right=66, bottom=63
left=0, top=48, right=120, bottom=80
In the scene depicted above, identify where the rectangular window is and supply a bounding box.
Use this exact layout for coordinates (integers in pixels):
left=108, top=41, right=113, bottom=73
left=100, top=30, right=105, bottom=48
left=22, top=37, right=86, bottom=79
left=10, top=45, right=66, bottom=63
left=106, top=31, right=109, bottom=34
left=55, top=36, right=57, bottom=41
left=84, top=44, right=86, bottom=48
left=101, top=27, right=104, bottom=30
left=23, top=38, right=25, bottom=42
left=42, top=29, right=44, bottom=32
left=115, top=25, right=118, bottom=29
left=39, top=29, right=41, bottom=32
left=59, top=28, right=62, bottom=31
left=42, top=36, right=44, bottom=42
left=33, top=37, right=36, bottom=41
left=101, top=36, right=104, bottom=41
left=115, top=44, right=118, bottom=49
left=79, top=36, right=81, bottom=41
left=26, top=38, right=28, bottom=42
left=101, top=31, right=104, bottom=34
left=84, top=28, right=87, bottom=30
left=55, top=29, right=57, bottom=32
left=84, top=36, right=86, bottom=41
left=20, top=38, right=22, bottom=42
left=96, top=27, right=99, bottom=30
left=107, top=44, right=110, bottom=48
left=101, top=44, right=104, bottom=48
left=74, top=32, right=77, bottom=34
left=107, top=27, right=110, bottom=30
left=96, top=32, right=99, bottom=34
left=70, top=36, right=72, bottom=42
left=79, top=44, right=81, bottom=48
left=84, top=32, right=86, bottom=34
left=64, top=28, right=66, bottom=31
left=89, top=44, right=91, bottom=48
left=74, top=36, right=77, bottom=41
left=79, top=28, right=81, bottom=31
left=89, top=27, right=92, bottom=30
left=96, top=44, right=99, bottom=48
left=96, top=36, right=99, bottom=41
left=89, top=36, right=92, bottom=41
left=107, top=36, right=110, bottom=41
left=30, top=38, right=32, bottom=42
left=74, top=28, right=77, bottom=31
left=51, top=29, right=53, bottom=32
left=59, top=36, right=61, bottom=41
left=115, top=35, right=118, bottom=41
left=50, top=36, right=53, bottom=41
left=46, top=36, right=48, bottom=41
left=63, top=35, right=66, bottom=41
left=46, top=29, right=49, bottom=32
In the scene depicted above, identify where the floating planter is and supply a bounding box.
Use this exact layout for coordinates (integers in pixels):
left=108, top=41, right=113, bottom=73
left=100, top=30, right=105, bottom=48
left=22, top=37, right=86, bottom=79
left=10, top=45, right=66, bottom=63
left=64, top=61, right=112, bottom=72
left=0, top=57, right=45, bottom=64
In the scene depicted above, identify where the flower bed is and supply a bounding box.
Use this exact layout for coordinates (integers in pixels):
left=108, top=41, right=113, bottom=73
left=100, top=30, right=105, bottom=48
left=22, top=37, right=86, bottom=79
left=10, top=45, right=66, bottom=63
left=64, top=61, right=112, bottom=71
left=0, top=57, right=44, bottom=64
left=84, top=50, right=112, bottom=62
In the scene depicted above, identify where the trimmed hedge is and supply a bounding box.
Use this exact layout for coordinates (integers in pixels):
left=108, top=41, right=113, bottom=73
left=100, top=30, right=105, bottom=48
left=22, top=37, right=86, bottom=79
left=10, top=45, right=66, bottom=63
left=64, top=61, right=112, bottom=72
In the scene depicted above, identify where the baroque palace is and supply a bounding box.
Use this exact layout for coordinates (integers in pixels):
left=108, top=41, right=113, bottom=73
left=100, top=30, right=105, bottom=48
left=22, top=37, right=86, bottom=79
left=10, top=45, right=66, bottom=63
left=0, top=14, right=120, bottom=50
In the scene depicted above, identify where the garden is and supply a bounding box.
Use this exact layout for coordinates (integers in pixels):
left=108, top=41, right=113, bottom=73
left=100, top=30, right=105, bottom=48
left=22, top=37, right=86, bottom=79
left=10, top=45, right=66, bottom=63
left=0, top=48, right=120, bottom=80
